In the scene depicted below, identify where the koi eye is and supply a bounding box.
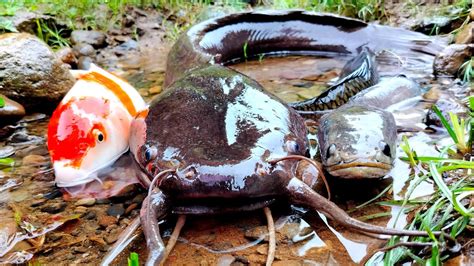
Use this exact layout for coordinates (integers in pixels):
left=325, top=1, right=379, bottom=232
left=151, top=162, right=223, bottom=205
left=93, top=129, right=105, bottom=143
left=286, top=140, right=300, bottom=154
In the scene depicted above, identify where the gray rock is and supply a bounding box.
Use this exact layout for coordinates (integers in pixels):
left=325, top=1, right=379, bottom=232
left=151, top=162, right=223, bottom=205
left=3, top=11, right=54, bottom=34
left=0, top=94, right=25, bottom=126
left=41, top=202, right=67, bottom=213
left=77, top=56, right=93, bottom=70
left=433, top=44, right=474, bottom=77
left=71, top=30, right=106, bottom=48
left=106, top=204, right=125, bottom=217
left=0, top=33, right=75, bottom=111
left=73, top=43, right=95, bottom=57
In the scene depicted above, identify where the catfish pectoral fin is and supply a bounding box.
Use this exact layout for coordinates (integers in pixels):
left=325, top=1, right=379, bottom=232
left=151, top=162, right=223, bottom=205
left=285, top=178, right=450, bottom=239
left=141, top=191, right=170, bottom=266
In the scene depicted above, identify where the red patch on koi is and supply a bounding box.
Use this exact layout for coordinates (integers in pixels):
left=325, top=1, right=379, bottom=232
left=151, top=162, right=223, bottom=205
left=48, top=97, right=111, bottom=168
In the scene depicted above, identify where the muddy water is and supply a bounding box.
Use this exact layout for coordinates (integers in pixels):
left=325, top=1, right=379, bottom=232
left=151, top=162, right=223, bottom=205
left=0, top=50, right=469, bottom=265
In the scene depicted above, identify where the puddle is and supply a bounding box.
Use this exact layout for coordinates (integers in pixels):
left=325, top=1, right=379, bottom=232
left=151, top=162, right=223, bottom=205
left=0, top=39, right=470, bottom=265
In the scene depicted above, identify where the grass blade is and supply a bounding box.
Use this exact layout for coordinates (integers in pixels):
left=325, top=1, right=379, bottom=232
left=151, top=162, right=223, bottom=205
left=431, top=105, right=458, bottom=143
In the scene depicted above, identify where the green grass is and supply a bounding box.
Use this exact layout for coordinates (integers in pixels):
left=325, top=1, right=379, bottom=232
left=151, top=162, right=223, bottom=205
left=0, top=95, right=5, bottom=108
left=127, top=252, right=139, bottom=266
left=365, top=98, right=474, bottom=265
left=459, top=57, right=474, bottom=83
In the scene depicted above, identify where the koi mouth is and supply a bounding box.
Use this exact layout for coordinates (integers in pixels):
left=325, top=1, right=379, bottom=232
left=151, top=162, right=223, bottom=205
left=326, top=161, right=392, bottom=179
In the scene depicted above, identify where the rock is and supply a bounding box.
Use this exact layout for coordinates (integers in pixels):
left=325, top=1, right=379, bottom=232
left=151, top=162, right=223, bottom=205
left=77, top=56, right=93, bottom=70
left=424, top=98, right=468, bottom=128
left=0, top=145, right=15, bottom=158
left=22, top=154, right=47, bottom=166
left=30, top=198, right=47, bottom=207
left=85, top=211, right=96, bottom=220
left=433, top=44, right=474, bottom=77
left=41, top=202, right=67, bottom=213
left=217, top=254, right=235, bottom=266
left=74, top=206, right=88, bottom=215
left=75, top=198, right=96, bottom=206
left=4, top=11, right=55, bottom=34
left=73, top=246, right=88, bottom=253
left=412, top=16, right=455, bottom=34
left=104, top=233, right=119, bottom=244
left=0, top=33, right=75, bottom=111
left=98, top=215, right=118, bottom=227
left=71, top=30, right=107, bottom=48
left=73, top=43, right=95, bottom=57
left=55, top=47, right=77, bottom=67
left=455, top=22, right=474, bottom=44
left=0, top=94, right=26, bottom=126
left=106, top=204, right=125, bottom=217
left=148, top=86, right=162, bottom=95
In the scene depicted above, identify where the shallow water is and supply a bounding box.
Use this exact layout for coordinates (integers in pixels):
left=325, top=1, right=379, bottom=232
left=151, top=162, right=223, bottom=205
left=0, top=48, right=470, bottom=265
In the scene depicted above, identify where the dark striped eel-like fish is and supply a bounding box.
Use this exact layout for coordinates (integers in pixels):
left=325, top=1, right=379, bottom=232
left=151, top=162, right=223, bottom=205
left=164, top=10, right=445, bottom=88
left=288, top=47, right=379, bottom=112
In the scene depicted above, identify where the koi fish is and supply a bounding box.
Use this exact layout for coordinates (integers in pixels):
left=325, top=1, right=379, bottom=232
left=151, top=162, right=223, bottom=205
left=47, top=64, right=147, bottom=187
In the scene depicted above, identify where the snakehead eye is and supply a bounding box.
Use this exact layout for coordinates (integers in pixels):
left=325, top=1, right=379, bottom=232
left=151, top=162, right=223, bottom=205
left=382, top=143, right=391, bottom=157
left=326, top=144, right=336, bottom=158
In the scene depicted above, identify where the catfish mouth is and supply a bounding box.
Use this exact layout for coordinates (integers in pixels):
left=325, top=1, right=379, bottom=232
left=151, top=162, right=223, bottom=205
left=326, top=161, right=392, bottom=179
left=171, top=196, right=278, bottom=215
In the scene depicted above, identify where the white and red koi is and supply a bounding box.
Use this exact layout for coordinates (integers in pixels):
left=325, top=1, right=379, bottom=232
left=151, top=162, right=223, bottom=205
left=47, top=64, right=147, bottom=188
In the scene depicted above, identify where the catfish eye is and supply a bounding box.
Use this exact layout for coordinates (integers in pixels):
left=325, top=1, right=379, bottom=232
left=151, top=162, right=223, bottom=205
left=142, top=146, right=157, bottom=162
left=93, top=129, right=105, bottom=143
left=326, top=144, right=336, bottom=158
left=382, top=143, right=391, bottom=157
left=286, top=140, right=300, bottom=154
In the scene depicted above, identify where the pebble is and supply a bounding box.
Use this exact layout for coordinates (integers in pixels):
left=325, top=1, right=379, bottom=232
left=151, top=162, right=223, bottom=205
left=73, top=246, right=88, bottom=253
left=98, top=215, right=118, bottom=227
left=75, top=198, right=96, bottom=206
left=106, top=204, right=125, bottom=217
left=256, top=244, right=268, bottom=255
left=247, top=254, right=266, bottom=265
left=30, top=198, right=47, bottom=207
left=21, top=154, right=47, bottom=166
left=73, top=43, right=95, bottom=57
left=74, top=206, right=88, bottom=214
left=41, top=202, right=67, bottom=213
left=85, top=211, right=96, bottom=220
left=104, top=233, right=119, bottom=245
left=0, top=145, right=15, bottom=159
left=217, top=254, right=235, bottom=266
left=148, top=85, right=162, bottom=94
left=77, top=56, right=93, bottom=70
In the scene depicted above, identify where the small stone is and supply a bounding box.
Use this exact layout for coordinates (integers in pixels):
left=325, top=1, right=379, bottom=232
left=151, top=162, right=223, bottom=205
left=106, top=204, right=125, bottom=217
left=96, top=198, right=110, bottom=204
left=75, top=198, right=96, bottom=206
left=233, top=256, right=249, bottom=264
left=55, top=47, right=77, bottom=66
left=85, top=211, right=96, bottom=220
left=22, top=154, right=47, bottom=166
left=77, top=56, right=93, bottom=70
left=148, top=85, right=162, bottom=94
left=98, top=215, right=118, bottom=227
left=73, top=246, right=88, bottom=253
left=247, top=254, right=266, bottom=265
left=455, top=22, right=474, bottom=44
left=73, top=43, right=95, bottom=57
left=0, top=145, right=15, bottom=159
left=0, top=94, right=25, bottom=126
left=256, top=244, right=268, bottom=255
left=74, top=206, right=88, bottom=214
left=30, top=198, right=46, bottom=207
left=71, top=30, right=107, bottom=48
left=217, top=254, right=235, bottom=266
left=433, top=44, right=474, bottom=77
left=41, top=202, right=66, bottom=213
left=104, top=233, right=119, bottom=244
